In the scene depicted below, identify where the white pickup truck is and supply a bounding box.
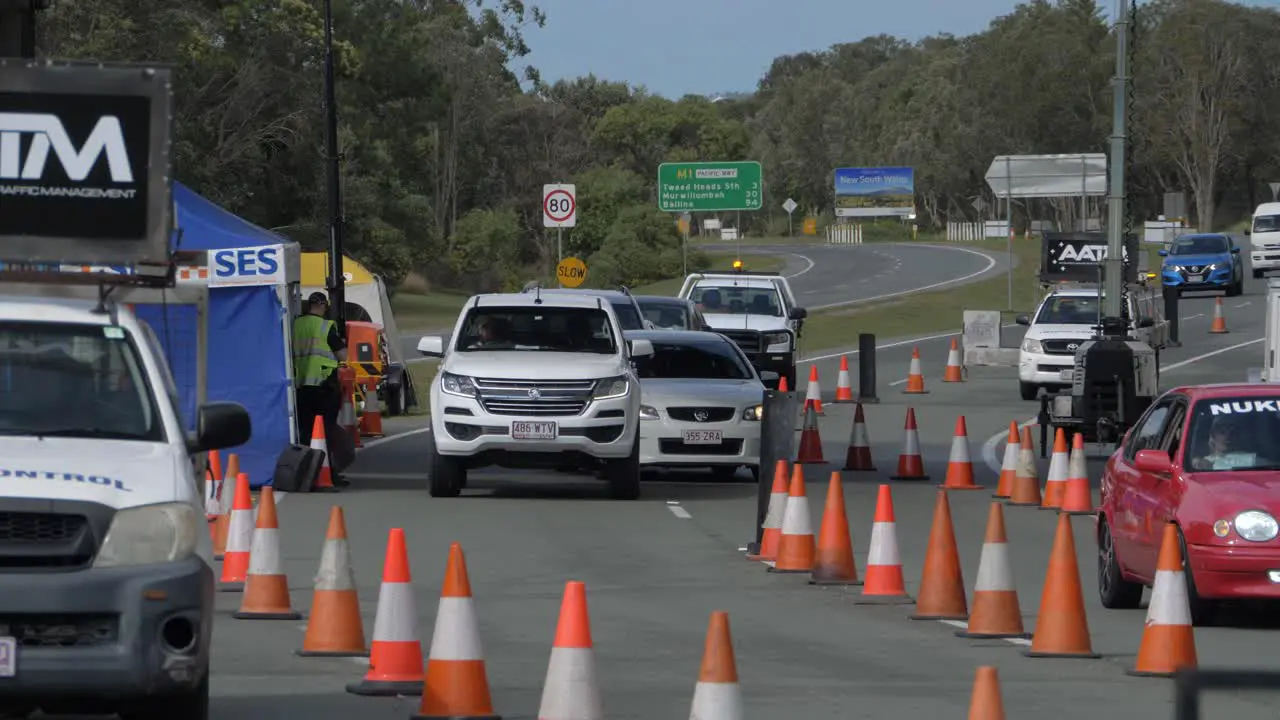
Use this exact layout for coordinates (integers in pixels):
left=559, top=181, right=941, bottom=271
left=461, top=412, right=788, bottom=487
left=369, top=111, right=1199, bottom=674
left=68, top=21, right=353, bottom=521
left=417, top=289, right=653, bottom=499
left=677, top=266, right=806, bottom=389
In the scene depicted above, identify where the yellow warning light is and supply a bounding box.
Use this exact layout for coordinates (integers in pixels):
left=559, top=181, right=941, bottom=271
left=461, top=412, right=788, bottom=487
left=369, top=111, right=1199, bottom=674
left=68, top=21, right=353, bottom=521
left=732, top=259, right=743, bottom=270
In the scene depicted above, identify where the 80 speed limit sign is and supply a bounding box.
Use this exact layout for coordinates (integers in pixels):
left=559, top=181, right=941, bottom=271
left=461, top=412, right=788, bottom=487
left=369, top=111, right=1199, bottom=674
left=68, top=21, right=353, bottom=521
left=543, top=184, right=577, bottom=228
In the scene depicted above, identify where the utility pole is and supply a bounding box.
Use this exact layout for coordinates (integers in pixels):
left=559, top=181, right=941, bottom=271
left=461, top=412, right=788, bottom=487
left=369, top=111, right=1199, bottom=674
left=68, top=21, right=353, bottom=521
left=0, top=0, right=45, bottom=59
left=1101, top=0, right=1131, bottom=335
left=322, top=0, right=347, bottom=332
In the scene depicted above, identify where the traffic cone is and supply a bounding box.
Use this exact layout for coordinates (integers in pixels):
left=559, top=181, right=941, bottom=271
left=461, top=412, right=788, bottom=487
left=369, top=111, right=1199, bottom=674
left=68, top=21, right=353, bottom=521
left=994, top=422, right=1019, bottom=500
left=688, top=611, right=743, bottom=720
left=218, top=472, right=253, bottom=592
left=768, top=465, right=815, bottom=573
left=903, top=347, right=928, bottom=394
left=746, top=461, right=789, bottom=562
left=310, top=415, right=337, bottom=492
left=1209, top=297, right=1229, bottom=333
left=340, top=380, right=361, bottom=448
left=809, top=472, right=861, bottom=586
left=854, top=485, right=913, bottom=605
left=943, top=338, right=964, bottom=382
left=1040, top=428, right=1070, bottom=510
left=889, top=408, right=929, bottom=480
left=205, top=450, right=223, bottom=530
left=213, top=453, right=241, bottom=559
left=360, top=383, right=385, bottom=438
left=1060, top=433, right=1095, bottom=515
left=803, top=365, right=824, bottom=416
left=538, top=581, right=603, bottom=720
left=1007, top=427, right=1042, bottom=506
left=347, top=528, right=425, bottom=696
left=941, top=416, right=983, bottom=490
left=298, top=506, right=367, bottom=657
left=777, top=376, right=788, bottom=392
left=843, top=403, right=876, bottom=471
left=832, top=356, right=855, bottom=403
left=796, top=404, right=824, bottom=465
left=1025, top=514, right=1099, bottom=659
left=234, top=487, right=302, bottom=620
left=957, top=503, right=1030, bottom=639
left=412, top=543, right=499, bottom=720
left=1128, top=523, right=1198, bottom=677
left=968, top=666, right=1007, bottom=720
left=909, top=490, right=968, bottom=621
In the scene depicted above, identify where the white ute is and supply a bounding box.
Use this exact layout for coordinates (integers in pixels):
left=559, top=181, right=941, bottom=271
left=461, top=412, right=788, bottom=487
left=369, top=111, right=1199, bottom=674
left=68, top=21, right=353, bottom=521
left=417, top=289, right=653, bottom=499
left=1246, top=202, right=1280, bottom=279
left=0, top=294, right=250, bottom=719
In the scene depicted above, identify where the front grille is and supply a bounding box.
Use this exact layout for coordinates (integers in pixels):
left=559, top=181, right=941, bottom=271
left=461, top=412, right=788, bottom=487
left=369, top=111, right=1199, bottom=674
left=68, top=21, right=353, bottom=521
left=659, top=438, right=744, bottom=456
left=0, top=512, right=94, bottom=569
left=667, top=407, right=736, bottom=422
left=718, top=330, right=761, bottom=354
left=1041, top=339, right=1085, bottom=356
left=0, top=614, right=118, bottom=648
left=0, top=513, right=85, bottom=543
left=474, top=377, right=595, bottom=416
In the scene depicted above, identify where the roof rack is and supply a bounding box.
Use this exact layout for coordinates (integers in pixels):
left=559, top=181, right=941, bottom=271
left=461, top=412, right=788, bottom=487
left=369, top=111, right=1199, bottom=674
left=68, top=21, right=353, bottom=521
left=0, top=251, right=195, bottom=290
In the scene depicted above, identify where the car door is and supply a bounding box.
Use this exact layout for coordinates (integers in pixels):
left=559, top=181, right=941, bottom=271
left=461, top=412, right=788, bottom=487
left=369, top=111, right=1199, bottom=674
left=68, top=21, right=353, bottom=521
left=1110, top=396, right=1176, bottom=574
left=1134, top=397, right=1189, bottom=574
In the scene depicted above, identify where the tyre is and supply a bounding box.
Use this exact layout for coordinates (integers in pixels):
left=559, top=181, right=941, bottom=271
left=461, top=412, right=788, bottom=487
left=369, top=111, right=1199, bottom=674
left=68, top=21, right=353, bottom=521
left=1227, top=277, right=1243, bottom=297
left=1177, top=527, right=1217, bottom=626
left=1019, top=382, right=1039, bottom=402
left=121, top=675, right=209, bottom=720
left=387, top=381, right=405, bottom=416
left=605, top=431, right=641, bottom=500
left=1097, top=518, right=1143, bottom=609
left=427, top=432, right=465, bottom=498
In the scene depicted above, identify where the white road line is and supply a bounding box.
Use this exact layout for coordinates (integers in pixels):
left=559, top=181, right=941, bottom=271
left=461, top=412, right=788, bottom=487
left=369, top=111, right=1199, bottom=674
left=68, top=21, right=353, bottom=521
left=668, top=505, right=692, bottom=519
left=981, top=417, right=1039, bottom=476
left=808, top=244, right=999, bottom=312
left=938, top=619, right=1031, bottom=646
left=888, top=379, right=907, bottom=387
left=1160, top=337, right=1263, bottom=371
left=1235, top=301, right=1251, bottom=308
left=783, top=253, right=816, bottom=280
left=358, top=425, right=432, bottom=450
left=1183, top=313, right=1205, bottom=320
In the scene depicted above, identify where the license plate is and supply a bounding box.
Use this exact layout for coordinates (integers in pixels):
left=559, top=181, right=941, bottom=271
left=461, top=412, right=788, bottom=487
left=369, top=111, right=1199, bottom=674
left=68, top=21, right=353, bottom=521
left=1059, top=369, right=1074, bottom=382
left=0, top=637, right=16, bottom=678
left=682, top=430, right=723, bottom=445
left=511, top=421, right=557, bottom=440
left=1187, top=275, right=1203, bottom=283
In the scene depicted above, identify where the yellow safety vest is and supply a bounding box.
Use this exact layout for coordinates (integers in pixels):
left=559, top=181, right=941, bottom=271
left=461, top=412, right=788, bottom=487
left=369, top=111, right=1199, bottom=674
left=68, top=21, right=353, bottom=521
left=292, top=314, right=338, bottom=388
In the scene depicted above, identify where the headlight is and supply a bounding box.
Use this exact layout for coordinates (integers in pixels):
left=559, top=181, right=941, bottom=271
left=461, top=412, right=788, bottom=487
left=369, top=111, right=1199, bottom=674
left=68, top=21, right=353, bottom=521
left=742, top=405, right=764, bottom=421
left=592, top=375, right=629, bottom=399
left=93, top=503, right=201, bottom=568
left=639, top=404, right=659, bottom=420
left=1235, top=510, right=1279, bottom=542
left=1166, top=265, right=1181, bottom=273
left=441, top=372, right=477, bottom=398
left=1021, top=337, right=1043, bottom=353
left=1206, top=264, right=1217, bottom=271
left=763, top=332, right=791, bottom=348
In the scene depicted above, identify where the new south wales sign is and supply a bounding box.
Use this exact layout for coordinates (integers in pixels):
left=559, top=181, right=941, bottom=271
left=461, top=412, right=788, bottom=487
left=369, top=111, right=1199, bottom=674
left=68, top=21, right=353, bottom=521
left=658, top=161, right=762, bottom=212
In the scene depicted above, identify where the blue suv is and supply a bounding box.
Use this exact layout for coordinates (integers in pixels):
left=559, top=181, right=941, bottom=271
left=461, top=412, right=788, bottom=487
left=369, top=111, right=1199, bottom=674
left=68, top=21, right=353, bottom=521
left=1159, top=233, right=1244, bottom=296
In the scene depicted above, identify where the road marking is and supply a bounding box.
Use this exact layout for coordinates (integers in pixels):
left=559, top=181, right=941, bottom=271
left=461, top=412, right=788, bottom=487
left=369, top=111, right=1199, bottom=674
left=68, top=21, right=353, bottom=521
left=981, top=417, right=1039, bottom=476
left=937, top=619, right=1033, bottom=647
left=358, top=425, right=432, bottom=450
left=1183, top=313, right=1205, bottom=320
left=783, top=253, right=816, bottom=280
left=808, top=244, right=998, bottom=312
left=667, top=505, right=692, bottom=519
left=800, top=324, right=1020, bottom=364
left=888, top=379, right=907, bottom=387
left=1160, top=337, right=1263, bottom=371
left=1235, top=301, right=1251, bottom=308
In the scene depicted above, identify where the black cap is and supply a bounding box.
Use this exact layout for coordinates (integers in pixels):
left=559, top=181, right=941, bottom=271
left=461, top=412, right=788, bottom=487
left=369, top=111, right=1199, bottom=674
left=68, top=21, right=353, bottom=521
left=307, top=292, right=329, bottom=305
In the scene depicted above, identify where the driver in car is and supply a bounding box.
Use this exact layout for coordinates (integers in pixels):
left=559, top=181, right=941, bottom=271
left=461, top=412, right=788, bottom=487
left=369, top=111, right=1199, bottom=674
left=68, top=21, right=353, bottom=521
left=1191, top=414, right=1270, bottom=470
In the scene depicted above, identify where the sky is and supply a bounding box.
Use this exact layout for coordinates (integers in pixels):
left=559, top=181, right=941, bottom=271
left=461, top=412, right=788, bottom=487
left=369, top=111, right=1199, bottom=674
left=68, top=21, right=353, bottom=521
left=517, top=0, right=1278, bottom=98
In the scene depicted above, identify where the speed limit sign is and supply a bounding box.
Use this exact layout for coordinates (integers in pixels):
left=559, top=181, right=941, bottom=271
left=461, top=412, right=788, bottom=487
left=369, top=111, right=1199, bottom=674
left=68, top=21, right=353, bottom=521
left=543, top=184, right=577, bottom=228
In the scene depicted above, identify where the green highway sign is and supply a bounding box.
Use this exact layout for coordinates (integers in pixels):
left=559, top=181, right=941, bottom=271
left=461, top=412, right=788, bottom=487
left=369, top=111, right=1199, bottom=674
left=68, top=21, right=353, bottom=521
left=658, top=161, right=763, bottom=212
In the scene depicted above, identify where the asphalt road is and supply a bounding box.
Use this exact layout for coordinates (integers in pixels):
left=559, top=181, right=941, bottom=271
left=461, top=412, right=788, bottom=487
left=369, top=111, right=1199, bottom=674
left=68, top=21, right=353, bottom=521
left=178, top=262, right=1278, bottom=718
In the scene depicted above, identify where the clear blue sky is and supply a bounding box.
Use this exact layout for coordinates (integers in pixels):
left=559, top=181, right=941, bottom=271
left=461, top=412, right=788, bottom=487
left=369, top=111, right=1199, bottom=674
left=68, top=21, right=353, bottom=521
left=518, top=0, right=1277, bottom=98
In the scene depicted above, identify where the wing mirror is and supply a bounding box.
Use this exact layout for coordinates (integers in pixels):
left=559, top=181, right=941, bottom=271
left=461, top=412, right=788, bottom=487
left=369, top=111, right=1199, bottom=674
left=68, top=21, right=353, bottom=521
left=417, top=335, right=445, bottom=357
left=789, top=307, right=808, bottom=320
left=190, top=401, right=252, bottom=453
left=1231, top=246, right=1241, bottom=254
left=629, top=339, right=654, bottom=357
left=1158, top=249, right=1168, bottom=257
left=1015, top=314, right=1031, bottom=326
left=1134, top=449, right=1173, bottom=474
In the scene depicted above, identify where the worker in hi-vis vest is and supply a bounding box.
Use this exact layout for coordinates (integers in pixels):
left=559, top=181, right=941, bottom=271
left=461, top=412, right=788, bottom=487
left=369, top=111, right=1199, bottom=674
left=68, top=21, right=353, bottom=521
left=293, top=291, right=349, bottom=479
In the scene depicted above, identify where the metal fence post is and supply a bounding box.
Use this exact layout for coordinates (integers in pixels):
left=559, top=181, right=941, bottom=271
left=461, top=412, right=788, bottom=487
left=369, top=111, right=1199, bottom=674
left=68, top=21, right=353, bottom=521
left=1163, top=284, right=1182, bottom=348
left=857, top=333, right=878, bottom=403
left=749, top=388, right=799, bottom=553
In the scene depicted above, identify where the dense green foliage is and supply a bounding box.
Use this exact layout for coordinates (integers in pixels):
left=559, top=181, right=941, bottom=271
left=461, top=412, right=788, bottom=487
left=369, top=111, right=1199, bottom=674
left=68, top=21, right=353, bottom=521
left=36, top=0, right=1280, bottom=292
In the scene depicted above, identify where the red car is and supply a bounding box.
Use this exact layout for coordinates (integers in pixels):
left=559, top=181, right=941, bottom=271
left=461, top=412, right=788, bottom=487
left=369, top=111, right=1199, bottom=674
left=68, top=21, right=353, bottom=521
left=1098, top=383, right=1280, bottom=624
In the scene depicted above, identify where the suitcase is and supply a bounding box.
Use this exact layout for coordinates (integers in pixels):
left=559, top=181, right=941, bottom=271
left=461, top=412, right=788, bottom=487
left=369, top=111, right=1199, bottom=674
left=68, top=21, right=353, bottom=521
left=272, top=444, right=324, bottom=493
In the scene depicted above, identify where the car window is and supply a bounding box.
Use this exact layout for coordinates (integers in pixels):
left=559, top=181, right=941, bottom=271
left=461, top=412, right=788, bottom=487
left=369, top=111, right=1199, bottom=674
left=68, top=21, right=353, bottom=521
left=1170, top=236, right=1228, bottom=255
left=456, top=307, right=617, bottom=354
left=636, top=340, right=753, bottom=380
left=1184, top=396, right=1280, bottom=472
left=640, top=303, right=690, bottom=330
left=1160, top=402, right=1188, bottom=462
left=691, top=285, right=782, bottom=317
left=1125, top=399, right=1173, bottom=462
left=610, top=300, right=644, bottom=330
left=1253, top=215, right=1280, bottom=233
left=1035, top=296, right=1100, bottom=325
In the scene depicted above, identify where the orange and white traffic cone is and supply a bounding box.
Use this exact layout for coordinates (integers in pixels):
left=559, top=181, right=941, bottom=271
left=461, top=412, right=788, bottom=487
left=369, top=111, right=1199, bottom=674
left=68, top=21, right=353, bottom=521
left=854, top=485, right=913, bottom=605
left=941, top=416, right=983, bottom=490
left=538, top=581, right=603, bottom=720
left=909, top=490, right=968, bottom=621
left=1026, top=514, right=1099, bottom=659
left=309, top=415, right=337, bottom=492
left=213, top=453, right=241, bottom=560
left=803, top=365, right=824, bottom=416
left=1209, top=297, right=1229, bottom=334
left=889, top=408, right=929, bottom=481
left=746, top=461, right=789, bottom=562
left=810, top=472, right=861, bottom=586
left=832, top=356, right=855, bottom=403
left=412, top=542, right=499, bottom=720
left=957, top=503, right=1030, bottom=640
left=994, top=422, right=1019, bottom=500
left=1128, top=523, right=1198, bottom=677
left=205, top=450, right=223, bottom=535
left=943, top=338, right=964, bottom=382
left=1007, top=427, right=1042, bottom=507
left=360, top=382, right=385, bottom=438
left=234, top=487, right=301, bottom=620
left=968, top=666, right=1007, bottom=720
left=768, top=465, right=815, bottom=573
left=903, top=347, right=928, bottom=394
left=340, top=380, right=362, bottom=449
left=796, top=404, right=824, bottom=465
left=298, top=506, right=367, bottom=657
left=688, top=611, right=743, bottom=720
left=347, top=528, right=425, bottom=696
left=218, top=472, right=253, bottom=592
left=1040, top=428, right=1070, bottom=510
left=843, top=402, right=876, bottom=472
left=1059, top=433, right=1095, bottom=515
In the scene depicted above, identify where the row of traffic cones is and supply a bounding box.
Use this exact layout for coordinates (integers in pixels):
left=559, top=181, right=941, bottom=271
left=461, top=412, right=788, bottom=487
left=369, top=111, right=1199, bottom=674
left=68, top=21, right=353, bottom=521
left=993, top=423, right=1094, bottom=514
left=796, top=340, right=967, bottom=411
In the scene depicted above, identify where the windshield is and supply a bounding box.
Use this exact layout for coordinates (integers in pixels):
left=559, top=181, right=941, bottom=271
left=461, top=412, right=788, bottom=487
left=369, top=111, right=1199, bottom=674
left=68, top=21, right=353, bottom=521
left=610, top=300, right=645, bottom=331
left=639, top=302, right=690, bottom=330
left=1170, top=236, right=1228, bottom=255
left=456, top=307, right=617, bottom=354
left=636, top=340, right=753, bottom=380
left=690, top=285, right=782, bottom=317
left=1254, top=215, right=1280, bottom=234
left=0, top=321, right=163, bottom=441
left=1185, top=397, right=1280, bottom=472
left=1035, top=296, right=1101, bottom=325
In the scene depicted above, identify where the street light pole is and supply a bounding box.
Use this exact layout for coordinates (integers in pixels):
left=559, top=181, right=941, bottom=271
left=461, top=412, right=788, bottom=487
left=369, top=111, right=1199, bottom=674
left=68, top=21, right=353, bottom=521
left=322, top=0, right=347, bottom=332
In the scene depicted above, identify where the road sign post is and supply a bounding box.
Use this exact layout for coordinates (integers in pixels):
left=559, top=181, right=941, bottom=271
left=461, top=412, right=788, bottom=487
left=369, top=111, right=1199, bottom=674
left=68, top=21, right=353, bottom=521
left=782, top=198, right=798, bottom=236
left=657, top=161, right=763, bottom=213
left=543, top=184, right=577, bottom=262
left=1270, top=182, right=1280, bottom=203
left=556, top=257, right=587, bottom=288
left=680, top=212, right=692, bottom=277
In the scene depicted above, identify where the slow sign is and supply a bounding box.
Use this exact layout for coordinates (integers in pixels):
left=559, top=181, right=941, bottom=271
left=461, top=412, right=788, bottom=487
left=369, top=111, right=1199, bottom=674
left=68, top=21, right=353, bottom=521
left=556, top=257, right=587, bottom=288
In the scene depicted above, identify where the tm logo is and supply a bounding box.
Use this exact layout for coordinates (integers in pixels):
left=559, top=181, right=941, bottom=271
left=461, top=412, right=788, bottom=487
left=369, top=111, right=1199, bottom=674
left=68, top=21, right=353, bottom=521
left=0, top=113, right=133, bottom=183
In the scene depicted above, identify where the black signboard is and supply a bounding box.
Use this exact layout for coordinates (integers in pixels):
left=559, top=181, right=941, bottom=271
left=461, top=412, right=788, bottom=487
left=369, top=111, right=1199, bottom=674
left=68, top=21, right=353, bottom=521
left=1040, top=231, right=1138, bottom=283
left=0, top=61, right=172, bottom=265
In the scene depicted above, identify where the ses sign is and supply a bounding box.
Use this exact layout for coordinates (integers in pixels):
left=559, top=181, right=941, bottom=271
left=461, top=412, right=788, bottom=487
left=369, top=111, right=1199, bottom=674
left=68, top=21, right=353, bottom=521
left=210, top=245, right=286, bottom=287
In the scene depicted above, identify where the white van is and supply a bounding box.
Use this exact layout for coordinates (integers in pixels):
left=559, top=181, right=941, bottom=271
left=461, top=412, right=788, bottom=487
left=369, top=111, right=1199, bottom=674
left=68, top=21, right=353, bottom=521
left=1246, top=202, right=1280, bottom=278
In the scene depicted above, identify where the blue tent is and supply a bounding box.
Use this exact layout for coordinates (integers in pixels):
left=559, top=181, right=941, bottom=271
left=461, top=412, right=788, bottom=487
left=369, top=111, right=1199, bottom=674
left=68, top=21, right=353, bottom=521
left=134, top=182, right=299, bottom=488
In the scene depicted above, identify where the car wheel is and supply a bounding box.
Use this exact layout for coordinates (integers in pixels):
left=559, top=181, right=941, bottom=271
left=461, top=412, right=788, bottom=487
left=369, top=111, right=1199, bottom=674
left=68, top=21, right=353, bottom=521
left=1177, top=526, right=1217, bottom=626
left=710, top=465, right=740, bottom=481
left=121, top=674, right=209, bottom=720
left=1019, top=382, right=1039, bottom=402
left=386, top=382, right=405, bottom=416
left=427, top=433, right=464, bottom=498
left=605, top=431, right=641, bottom=500
left=1227, top=278, right=1243, bottom=297
left=1097, top=518, right=1144, bottom=609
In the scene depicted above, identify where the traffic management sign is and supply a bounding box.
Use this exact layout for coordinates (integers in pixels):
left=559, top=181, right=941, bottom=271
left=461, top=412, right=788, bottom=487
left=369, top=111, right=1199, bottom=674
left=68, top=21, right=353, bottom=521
left=543, top=184, right=577, bottom=228
left=557, top=256, right=587, bottom=288
left=658, top=161, right=762, bottom=212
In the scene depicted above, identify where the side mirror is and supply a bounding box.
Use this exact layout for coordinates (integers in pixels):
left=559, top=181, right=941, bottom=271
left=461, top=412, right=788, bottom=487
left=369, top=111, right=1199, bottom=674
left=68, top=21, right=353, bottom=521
left=1244, top=228, right=1252, bottom=236
left=1157, top=249, right=1168, bottom=257
left=789, top=307, right=808, bottom=320
left=417, top=335, right=445, bottom=357
left=1137, top=316, right=1155, bottom=329
left=1134, top=449, right=1174, bottom=474
left=1231, top=246, right=1241, bottom=254
left=190, top=402, right=252, bottom=454
left=759, top=370, right=780, bottom=383
left=1015, top=314, right=1031, bottom=326
left=630, top=339, right=655, bottom=357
